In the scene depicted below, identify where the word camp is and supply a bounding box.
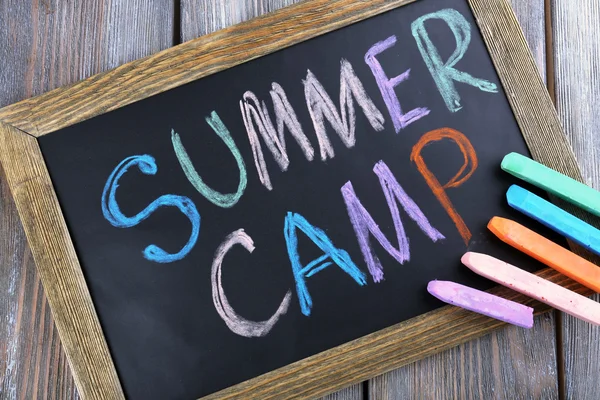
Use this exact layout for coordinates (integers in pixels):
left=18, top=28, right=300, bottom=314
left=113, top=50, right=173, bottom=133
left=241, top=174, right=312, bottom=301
left=101, top=9, right=497, bottom=338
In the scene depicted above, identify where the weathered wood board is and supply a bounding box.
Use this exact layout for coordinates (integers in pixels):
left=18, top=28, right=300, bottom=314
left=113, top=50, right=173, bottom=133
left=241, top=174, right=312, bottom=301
left=552, top=2, right=600, bottom=399
left=0, top=1, right=174, bottom=398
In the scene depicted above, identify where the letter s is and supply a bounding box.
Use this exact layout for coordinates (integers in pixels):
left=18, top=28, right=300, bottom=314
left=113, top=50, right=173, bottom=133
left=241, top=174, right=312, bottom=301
left=101, top=155, right=201, bottom=263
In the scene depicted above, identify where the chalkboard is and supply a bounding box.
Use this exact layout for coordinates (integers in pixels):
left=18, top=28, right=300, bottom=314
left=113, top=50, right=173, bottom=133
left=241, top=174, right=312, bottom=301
left=0, top=0, right=586, bottom=399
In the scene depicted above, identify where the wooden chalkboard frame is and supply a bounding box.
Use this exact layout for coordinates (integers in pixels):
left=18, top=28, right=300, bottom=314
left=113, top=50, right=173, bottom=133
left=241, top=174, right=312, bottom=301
left=0, top=0, right=596, bottom=399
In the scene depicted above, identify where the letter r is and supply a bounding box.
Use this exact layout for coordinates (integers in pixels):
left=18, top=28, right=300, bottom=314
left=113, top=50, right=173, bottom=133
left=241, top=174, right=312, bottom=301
left=411, top=8, right=498, bottom=112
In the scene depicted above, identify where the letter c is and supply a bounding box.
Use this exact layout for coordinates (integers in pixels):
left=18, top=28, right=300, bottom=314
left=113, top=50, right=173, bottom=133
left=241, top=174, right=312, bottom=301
left=212, top=229, right=292, bottom=337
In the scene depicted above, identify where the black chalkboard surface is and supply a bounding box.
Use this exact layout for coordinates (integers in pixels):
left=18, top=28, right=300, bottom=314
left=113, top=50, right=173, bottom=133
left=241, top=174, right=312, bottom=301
left=36, top=0, right=561, bottom=399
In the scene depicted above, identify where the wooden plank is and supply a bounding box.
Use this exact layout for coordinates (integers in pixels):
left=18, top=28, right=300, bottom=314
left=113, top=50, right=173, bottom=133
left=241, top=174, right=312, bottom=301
left=552, top=2, right=600, bottom=399
left=183, top=2, right=365, bottom=398
left=370, top=314, right=558, bottom=399
left=0, top=0, right=174, bottom=109
left=0, top=1, right=173, bottom=398
left=370, top=2, right=561, bottom=398
left=0, top=0, right=421, bottom=136
left=510, top=1, right=547, bottom=81
left=181, top=0, right=301, bottom=41
left=0, top=123, right=125, bottom=399
left=0, top=0, right=587, bottom=398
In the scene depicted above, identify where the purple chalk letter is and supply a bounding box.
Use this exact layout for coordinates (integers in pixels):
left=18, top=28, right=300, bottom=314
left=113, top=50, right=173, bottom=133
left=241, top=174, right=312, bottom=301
left=365, top=36, right=430, bottom=132
left=342, top=161, right=444, bottom=282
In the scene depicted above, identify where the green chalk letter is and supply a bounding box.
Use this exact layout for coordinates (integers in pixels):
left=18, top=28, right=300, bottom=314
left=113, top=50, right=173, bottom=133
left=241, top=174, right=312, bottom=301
left=172, top=111, right=247, bottom=208
left=411, top=8, right=498, bottom=112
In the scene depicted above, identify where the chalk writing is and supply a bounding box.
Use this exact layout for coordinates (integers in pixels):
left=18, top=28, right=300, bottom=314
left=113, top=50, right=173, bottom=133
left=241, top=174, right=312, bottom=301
left=172, top=111, right=247, bottom=208
left=101, top=155, right=201, bottom=263
left=412, top=8, right=498, bottom=112
left=411, top=127, right=478, bottom=244
left=285, top=212, right=367, bottom=316
left=365, top=36, right=430, bottom=132
left=98, top=6, right=500, bottom=333
left=241, top=83, right=314, bottom=191
left=342, top=161, right=444, bottom=282
left=212, top=229, right=292, bottom=337
left=304, top=59, right=385, bottom=161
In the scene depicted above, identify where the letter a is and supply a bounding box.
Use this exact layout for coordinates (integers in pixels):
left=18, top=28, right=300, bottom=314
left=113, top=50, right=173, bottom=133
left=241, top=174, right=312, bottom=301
left=284, top=212, right=367, bottom=316
left=412, top=9, right=498, bottom=112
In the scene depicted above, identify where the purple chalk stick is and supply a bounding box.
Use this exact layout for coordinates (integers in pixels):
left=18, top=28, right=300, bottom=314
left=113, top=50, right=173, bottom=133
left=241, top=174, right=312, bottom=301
left=427, top=280, right=534, bottom=329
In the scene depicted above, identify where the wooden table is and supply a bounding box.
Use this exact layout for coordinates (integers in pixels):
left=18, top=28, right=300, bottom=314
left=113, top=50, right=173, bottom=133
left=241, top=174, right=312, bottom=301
left=0, top=1, right=598, bottom=398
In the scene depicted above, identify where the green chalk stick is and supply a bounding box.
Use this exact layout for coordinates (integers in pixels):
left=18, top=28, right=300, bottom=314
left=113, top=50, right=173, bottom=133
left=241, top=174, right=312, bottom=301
left=501, top=152, right=600, bottom=217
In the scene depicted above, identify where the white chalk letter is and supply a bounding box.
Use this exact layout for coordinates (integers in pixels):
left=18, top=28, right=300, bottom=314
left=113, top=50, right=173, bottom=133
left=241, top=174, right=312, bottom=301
left=241, top=83, right=315, bottom=190
left=304, top=59, right=385, bottom=161
left=212, top=229, right=292, bottom=337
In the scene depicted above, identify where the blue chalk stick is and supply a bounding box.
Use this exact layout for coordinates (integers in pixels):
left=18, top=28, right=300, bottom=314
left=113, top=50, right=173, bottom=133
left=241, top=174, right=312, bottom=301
left=502, top=152, right=600, bottom=217
left=507, top=185, right=600, bottom=256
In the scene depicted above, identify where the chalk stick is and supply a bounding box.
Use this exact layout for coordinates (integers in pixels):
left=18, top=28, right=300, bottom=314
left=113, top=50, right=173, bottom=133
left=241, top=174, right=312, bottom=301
left=427, top=280, right=534, bottom=328
left=488, top=216, right=600, bottom=293
left=507, top=185, right=600, bottom=256
left=502, top=152, right=600, bottom=217
left=462, top=252, right=600, bottom=326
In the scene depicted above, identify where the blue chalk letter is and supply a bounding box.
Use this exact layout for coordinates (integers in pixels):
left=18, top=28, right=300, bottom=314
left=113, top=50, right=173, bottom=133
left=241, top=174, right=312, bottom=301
left=102, top=155, right=201, bottom=263
left=412, top=9, right=498, bottom=112
left=284, top=212, right=366, bottom=316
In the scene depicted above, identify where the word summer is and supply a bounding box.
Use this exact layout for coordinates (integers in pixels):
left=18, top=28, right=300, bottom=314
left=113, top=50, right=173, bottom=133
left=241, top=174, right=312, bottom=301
left=101, top=9, right=495, bottom=338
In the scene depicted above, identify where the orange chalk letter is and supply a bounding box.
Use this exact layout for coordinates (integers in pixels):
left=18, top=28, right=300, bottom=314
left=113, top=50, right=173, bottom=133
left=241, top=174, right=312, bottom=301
left=410, top=127, right=477, bottom=244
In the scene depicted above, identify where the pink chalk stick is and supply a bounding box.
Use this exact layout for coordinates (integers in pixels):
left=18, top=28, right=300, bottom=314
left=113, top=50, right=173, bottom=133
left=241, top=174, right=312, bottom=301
left=462, top=252, right=600, bottom=326
left=427, top=280, right=533, bottom=328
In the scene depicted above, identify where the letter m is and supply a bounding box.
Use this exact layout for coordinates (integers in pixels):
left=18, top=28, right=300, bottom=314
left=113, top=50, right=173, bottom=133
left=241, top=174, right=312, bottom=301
left=304, top=59, right=386, bottom=161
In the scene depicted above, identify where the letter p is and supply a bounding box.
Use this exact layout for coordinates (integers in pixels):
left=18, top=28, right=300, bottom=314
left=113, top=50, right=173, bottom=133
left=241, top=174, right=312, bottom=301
left=410, top=128, right=478, bottom=245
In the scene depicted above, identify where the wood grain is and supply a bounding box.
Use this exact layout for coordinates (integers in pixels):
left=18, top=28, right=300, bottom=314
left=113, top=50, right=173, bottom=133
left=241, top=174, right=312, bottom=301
left=0, top=0, right=418, bottom=136
left=370, top=314, right=558, bottom=400
left=0, top=0, right=590, bottom=399
left=0, top=0, right=174, bottom=109
left=369, top=2, right=559, bottom=398
left=182, top=0, right=301, bottom=41
left=552, top=2, right=600, bottom=399
left=0, top=1, right=174, bottom=399
left=180, top=0, right=361, bottom=397
left=201, top=266, right=584, bottom=400
left=510, top=1, right=546, bottom=82
left=0, top=166, right=78, bottom=400
left=0, top=123, right=124, bottom=399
